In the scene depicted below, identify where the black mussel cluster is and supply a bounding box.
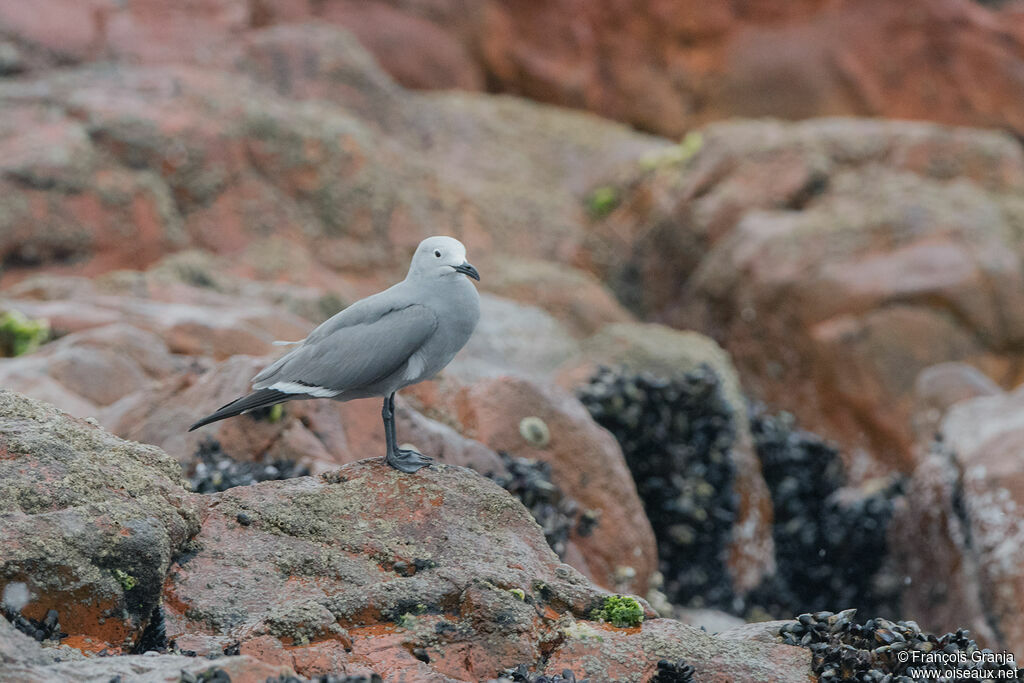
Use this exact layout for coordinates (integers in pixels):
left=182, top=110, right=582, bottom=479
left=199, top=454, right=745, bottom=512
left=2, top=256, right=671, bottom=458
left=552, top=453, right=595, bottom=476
left=180, top=668, right=232, bottom=683
left=188, top=438, right=310, bottom=493
left=1, top=605, right=62, bottom=642
left=499, top=664, right=589, bottom=682
left=651, top=659, right=696, bottom=683
left=781, top=610, right=1021, bottom=682
left=487, top=453, right=586, bottom=559
left=132, top=605, right=167, bottom=653
left=264, top=676, right=383, bottom=683
left=578, top=365, right=739, bottom=610
left=748, top=410, right=904, bottom=619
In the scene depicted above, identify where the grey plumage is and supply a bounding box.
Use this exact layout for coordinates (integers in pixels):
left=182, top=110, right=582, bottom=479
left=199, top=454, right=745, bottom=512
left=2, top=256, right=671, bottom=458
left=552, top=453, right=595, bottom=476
left=189, top=236, right=480, bottom=472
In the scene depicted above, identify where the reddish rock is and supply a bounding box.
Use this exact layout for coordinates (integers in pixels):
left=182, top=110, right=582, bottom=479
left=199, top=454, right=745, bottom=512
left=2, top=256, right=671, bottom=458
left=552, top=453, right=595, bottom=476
left=0, top=391, right=201, bottom=652
left=894, top=383, right=1024, bottom=658
left=1, top=273, right=311, bottom=362
left=587, top=117, right=1024, bottom=473
left=162, top=457, right=811, bottom=681
left=1, top=618, right=292, bottom=683
left=7, top=0, right=1024, bottom=140
left=0, top=29, right=662, bottom=291
left=162, top=460, right=606, bottom=680
left=101, top=353, right=505, bottom=479
left=405, top=374, right=659, bottom=596
left=0, top=323, right=180, bottom=418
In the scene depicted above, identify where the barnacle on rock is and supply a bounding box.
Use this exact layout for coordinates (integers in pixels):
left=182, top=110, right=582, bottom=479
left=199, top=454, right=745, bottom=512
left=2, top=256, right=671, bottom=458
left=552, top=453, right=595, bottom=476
left=519, top=416, right=551, bottom=448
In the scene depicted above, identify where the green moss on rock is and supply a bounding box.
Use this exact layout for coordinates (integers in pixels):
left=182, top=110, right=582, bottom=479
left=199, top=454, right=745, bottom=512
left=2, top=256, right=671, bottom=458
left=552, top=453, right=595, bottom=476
left=592, top=595, right=644, bottom=628
left=0, top=311, right=49, bottom=357
left=586, top=186, right=620, bottom=219
left=112, top=569, right=137, bottom=591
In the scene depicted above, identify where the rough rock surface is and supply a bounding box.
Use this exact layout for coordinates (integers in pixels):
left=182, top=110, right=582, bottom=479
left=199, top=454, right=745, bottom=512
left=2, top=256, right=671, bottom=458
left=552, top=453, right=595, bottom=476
left=2, top=0, right=1023, bottom=139
left=0, top=391, right=200, bottom=652
left=163, top=458, right=810, bottom=681
left=0, top=613, right=290, bottom=682
left=586, top=117, right=1024, bottom=473
left=894, top=383, right=1024, bottom=658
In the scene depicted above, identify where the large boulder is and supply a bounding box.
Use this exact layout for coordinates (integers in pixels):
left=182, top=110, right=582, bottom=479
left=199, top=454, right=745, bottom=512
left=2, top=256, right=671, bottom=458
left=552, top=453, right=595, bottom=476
left=585, top=117, right=1024, bottom=473
left=0, top=391, right=201, bottom=652
left=893, top=382, right=1024, bottom=658
left=163, top=458, right=811, bottom=681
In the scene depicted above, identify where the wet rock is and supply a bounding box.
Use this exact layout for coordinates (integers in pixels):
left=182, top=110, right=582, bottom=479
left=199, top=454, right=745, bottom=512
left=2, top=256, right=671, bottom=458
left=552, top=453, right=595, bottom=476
left=0, top=391, right=201, bottom=652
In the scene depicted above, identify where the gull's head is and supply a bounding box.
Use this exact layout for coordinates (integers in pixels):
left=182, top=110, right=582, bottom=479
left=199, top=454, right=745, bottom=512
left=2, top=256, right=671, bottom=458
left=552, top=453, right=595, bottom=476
left=407, top=236, right=480, bottom=282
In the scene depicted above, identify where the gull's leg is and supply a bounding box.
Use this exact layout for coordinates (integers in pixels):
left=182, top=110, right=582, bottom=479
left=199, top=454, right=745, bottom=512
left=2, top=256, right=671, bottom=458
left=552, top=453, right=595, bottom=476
left=382, top=392, right=432, bottom=473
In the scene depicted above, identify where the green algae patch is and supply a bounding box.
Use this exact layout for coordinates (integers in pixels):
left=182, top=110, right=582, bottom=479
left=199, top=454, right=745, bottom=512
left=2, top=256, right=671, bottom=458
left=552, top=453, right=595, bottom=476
left=586, top=186, right=620, bottom=219
left=0, top=310, right=49, bottom=357
left=592, top=594, right=644, bottom=628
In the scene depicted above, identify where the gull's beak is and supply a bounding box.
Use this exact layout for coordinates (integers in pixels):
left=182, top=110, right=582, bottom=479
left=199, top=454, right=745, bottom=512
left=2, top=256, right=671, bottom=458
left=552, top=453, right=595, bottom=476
left=453, top=261, right=480, bottom=281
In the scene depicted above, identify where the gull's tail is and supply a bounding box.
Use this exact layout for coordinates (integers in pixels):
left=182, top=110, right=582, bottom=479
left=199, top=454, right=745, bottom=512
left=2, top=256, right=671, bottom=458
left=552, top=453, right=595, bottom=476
left=188, top=388, right=289, bottom=431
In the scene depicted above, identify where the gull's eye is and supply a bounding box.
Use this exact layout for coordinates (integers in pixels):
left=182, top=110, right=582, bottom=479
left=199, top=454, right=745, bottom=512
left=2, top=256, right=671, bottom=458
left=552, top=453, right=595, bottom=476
left=434, top=250, right=441, bottom=258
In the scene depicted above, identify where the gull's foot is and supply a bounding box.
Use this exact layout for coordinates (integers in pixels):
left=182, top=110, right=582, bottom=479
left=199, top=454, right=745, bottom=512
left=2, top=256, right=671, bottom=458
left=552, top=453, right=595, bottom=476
left=385, top=448, right=433, bottom=473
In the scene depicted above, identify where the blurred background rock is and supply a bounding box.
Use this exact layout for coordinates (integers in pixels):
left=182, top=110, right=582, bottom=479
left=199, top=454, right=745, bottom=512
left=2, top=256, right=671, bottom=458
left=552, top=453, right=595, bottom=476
left=2, top=0, right=1024, bottom=678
